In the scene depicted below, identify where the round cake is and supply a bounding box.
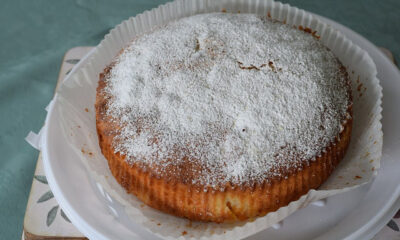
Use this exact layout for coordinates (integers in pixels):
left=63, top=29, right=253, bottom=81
left=95, top=13, right=352, bottom=223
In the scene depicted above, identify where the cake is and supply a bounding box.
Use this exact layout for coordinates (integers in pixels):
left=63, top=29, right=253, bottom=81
left=95, top=13, right=352, bottom=223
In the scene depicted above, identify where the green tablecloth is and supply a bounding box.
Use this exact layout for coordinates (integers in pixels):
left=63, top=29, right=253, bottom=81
left=0, top=0, right=399, bottom=238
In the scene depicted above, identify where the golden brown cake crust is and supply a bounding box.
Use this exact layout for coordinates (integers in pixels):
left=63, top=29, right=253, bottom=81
left=95, top=13, right=353, bottom=223
left=95, top=68, right=352, bottom=223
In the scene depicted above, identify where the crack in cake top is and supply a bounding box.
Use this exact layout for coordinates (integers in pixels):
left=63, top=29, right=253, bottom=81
left=102, top=13, right=351, bottom=189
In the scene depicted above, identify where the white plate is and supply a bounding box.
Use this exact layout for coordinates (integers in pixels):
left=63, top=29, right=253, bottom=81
left=42, top=13, right=400, bottom=240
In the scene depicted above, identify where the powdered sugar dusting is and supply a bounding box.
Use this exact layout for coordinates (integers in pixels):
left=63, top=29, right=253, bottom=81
left=102, top=13, right=350, bottom=188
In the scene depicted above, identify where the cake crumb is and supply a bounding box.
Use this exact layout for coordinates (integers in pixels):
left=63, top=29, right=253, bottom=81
left=85, top=108, right=89, bottom=112
left=357, top=83, right=363, bottom=92
left=354, top=175, right=362, bottom=179
left=81, top=147, right=93, bottom=157
left=268, top=61, right=275, bottom=71
left=311, top=30, right=320, bottom=39
left=182, top=231, right=188, bottom=236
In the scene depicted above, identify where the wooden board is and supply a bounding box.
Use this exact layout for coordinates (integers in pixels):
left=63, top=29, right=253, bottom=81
left=23, top=47, right=93, bottom=240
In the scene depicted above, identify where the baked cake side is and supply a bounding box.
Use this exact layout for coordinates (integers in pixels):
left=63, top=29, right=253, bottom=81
left=95, top=13, right=353, bottom=222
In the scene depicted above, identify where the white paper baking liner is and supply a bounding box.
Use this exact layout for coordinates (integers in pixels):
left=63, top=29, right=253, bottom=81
left=50, top=0, right=383, bottom=239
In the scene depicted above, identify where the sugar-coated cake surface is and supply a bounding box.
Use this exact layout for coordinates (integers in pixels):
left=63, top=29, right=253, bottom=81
left=96, top=12, right=353, bottom=222
left=100, top=13, right=351, bottom=190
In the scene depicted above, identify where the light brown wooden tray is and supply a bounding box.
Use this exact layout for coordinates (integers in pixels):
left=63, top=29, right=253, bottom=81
left=23, top=47, right=93, bottom=240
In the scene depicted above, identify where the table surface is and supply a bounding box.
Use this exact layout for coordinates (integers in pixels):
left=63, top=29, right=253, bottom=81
left=1, top=0, right=399, bottom=239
